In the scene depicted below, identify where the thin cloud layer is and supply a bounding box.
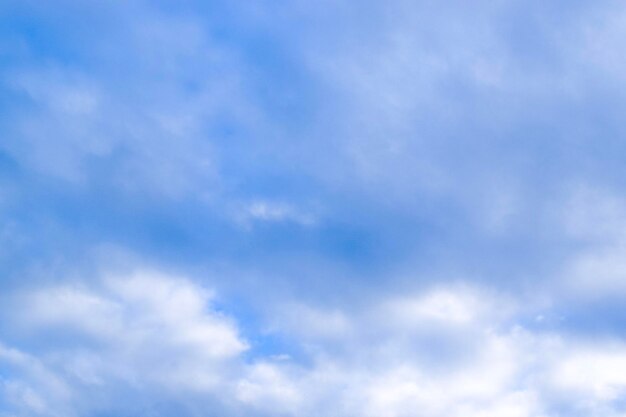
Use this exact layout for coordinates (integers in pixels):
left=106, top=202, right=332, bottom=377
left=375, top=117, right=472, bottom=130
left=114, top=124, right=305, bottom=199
left=2, top=0, right=626, bottom=416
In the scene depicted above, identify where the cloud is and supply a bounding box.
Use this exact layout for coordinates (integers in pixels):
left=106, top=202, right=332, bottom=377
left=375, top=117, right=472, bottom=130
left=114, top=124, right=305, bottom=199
left=4, top=268, right=626, bottom=416
left=1, top=270, right=248, bottom=415
left=550, top=344, right=626, bottom=402
left=556, top=184, right=626, bottom=297
left=0, top=343, right=73, bottom=417
left=235, top=200, right=317, bottom=227
left=4, top=1, right=626, bottom=416
left=1, top=4, right=258, bottom=198
left=246, top=286, right=626, bottom=417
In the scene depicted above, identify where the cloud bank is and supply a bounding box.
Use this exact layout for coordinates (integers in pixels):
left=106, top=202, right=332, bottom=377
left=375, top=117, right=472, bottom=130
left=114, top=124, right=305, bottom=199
left=3, top=270, right=626, bottom=417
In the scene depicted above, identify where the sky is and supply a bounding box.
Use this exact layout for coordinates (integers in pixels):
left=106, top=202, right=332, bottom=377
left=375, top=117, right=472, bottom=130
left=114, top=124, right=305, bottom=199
left=2, top=0, right=626, bottom=416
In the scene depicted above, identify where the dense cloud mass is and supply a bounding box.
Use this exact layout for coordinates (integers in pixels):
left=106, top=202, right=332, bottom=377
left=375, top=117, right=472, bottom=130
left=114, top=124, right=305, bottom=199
left=2, top=0, right=626, bottom=416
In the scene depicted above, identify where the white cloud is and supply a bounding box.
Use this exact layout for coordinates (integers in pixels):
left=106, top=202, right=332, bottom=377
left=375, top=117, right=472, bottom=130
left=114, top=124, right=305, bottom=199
left=234, top=200, right=317, bottom=227
left=382, top=286, right=496, bottom=325
left=235, top=327, right=544, bottom=417
left=19, top=271, right=246, bottom=362
left=2, top=270, right=248, bottom=416
left=550, top=344, right=626, bottom=402
left=236, top=361, right=304, bottom=414
left=4, top=269, right=626, bottom=417
left=245, top=285, right=532, bottom=416
left=244, top=283, right=626, bottom=417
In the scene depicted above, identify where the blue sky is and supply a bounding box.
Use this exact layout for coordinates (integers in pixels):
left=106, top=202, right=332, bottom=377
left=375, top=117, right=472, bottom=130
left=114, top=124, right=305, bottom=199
left=2, top=1, right=626, bottom=416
